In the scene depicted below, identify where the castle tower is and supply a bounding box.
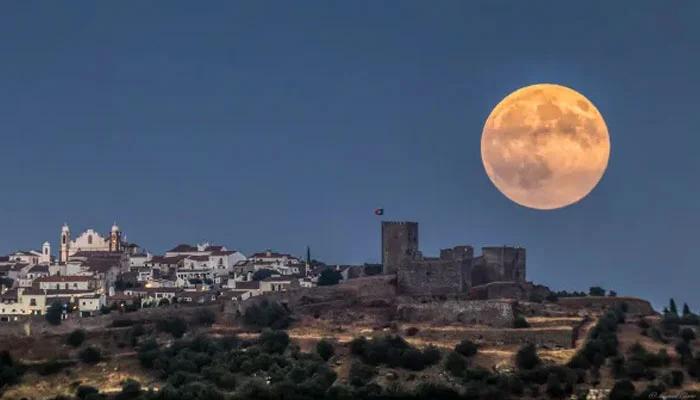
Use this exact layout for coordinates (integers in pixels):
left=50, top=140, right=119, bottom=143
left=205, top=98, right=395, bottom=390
left=40, top=241, right=51, bottom=264
left=109, top=223, right=121, bottom=252
left=381, top=221, right=419, bottom=275
left=60, top=224, right=71, bottom=263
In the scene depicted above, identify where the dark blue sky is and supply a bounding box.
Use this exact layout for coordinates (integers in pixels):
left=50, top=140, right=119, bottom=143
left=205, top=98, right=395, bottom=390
left=1, top=2, right=698, bottom=310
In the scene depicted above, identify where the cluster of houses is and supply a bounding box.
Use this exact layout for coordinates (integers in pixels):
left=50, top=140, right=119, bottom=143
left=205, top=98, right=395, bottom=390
left=0, top=224, right=368, bottom=322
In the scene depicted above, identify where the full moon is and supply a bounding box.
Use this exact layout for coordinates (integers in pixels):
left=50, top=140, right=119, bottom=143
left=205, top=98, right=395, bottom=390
left=481, top=84, right=610, bottom=210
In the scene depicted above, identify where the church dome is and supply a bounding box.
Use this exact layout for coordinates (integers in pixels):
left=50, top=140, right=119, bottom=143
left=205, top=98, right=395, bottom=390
left=62, top=224, right=70, bottom=232
left=112, top=223, right=120, bottom=233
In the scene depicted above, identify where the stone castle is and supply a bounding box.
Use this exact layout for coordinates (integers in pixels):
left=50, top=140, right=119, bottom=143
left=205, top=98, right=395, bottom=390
left=381, top=221, right=527, bottom=296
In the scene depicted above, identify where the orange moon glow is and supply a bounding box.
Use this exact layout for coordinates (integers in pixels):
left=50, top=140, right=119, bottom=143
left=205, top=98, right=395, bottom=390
left=481, top=84, right=610, bottom=210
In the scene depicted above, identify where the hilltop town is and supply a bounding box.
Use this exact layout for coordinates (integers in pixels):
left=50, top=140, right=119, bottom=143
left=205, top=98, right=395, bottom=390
left=0, top=222, right=699, bottom=400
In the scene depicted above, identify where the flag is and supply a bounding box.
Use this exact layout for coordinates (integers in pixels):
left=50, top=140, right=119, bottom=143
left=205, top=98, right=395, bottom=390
left=374, top=208, right=384, bottom=216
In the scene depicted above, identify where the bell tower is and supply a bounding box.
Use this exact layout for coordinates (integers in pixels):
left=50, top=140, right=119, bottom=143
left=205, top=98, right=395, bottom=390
left=60, top=223, right=71, bottom=263
left=109, top=223, right=121, bottom=252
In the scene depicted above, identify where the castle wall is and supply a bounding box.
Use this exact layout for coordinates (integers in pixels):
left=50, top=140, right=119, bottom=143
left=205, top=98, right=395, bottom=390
left=381, top=222, right=419, bottom=275
left=557, top=296, right=655, bottom=315
left=396, top=299, right=515, bottom=328
left=397, top=259, right=470, bottom=296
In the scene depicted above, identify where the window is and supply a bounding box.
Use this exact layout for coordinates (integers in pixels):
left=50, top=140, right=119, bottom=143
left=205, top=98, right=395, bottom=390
left=30, top=299, right=36, bottom=306
left=88, top=235, right=93, bottom=244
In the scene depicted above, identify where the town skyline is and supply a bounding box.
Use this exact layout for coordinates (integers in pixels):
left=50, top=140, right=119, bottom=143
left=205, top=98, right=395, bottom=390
left=1, top=3, right=698, bottom=315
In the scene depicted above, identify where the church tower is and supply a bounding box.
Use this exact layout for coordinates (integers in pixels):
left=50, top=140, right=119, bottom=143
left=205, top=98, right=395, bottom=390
left=60, top=224, right=71, bottom=263
left=41, top=241, right=51, bottom=264
left=109, top=223, right=121, bottom=252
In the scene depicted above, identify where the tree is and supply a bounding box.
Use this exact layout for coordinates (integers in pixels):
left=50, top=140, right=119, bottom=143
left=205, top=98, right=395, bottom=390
left=455, top=339, right=478, bottom=357
left=316, top=339, right=335, bottom=361
left=683, top=303, right=692, bottom=316
left=252, top=269, right=275, bottom=281
left=546, top=373, right=565, bottom=398
left=318, top=269, right=343, bottom=286
left=515, top=344, right=541, bottom=370
left=670, top=298, right=678, bottom=316
left=119, top=379, right=141, bottom=399
left=589, top=286, right=606, bottom=296
left=79, top=346, right=102, bottom=364
left=76, top=385, right=99, bottom=400
left=514, top=315, right=530, bottom=328
left=609, top=379, right=636, bottom=400
left=348, top=362, right=375, bottom=387
left=67, top=329, right=86, bottom=347
left=45, top=302, right=63, bottom=325
left=681, top=327, right=696, bottom=342
left=608, top=290, right=617, bottom=297
left=444, top=351, right=467, bottom=377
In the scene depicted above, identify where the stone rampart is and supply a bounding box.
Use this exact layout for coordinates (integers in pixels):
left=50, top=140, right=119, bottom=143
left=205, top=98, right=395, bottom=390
left=557, top=296, right=655, bottom=315
left=396, top=299, right=515, bottom=328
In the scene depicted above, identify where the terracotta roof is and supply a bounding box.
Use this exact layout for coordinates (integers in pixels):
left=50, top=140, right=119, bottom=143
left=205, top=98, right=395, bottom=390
left=211, top=250, right=236, bottom=256
left=167, top=244, right=198, bottom=253
left=147, top=255, right=186, bottom=264
left=186, top=255, right=209, bottom=261
left=204, top=245, right=224, bottom=252
left=263, top=276, right=295, bottom=282
left=250, top=251, right=296, bottom=259
left=35, top=275, right=94, bottom=283
left=234, top=281, right=260, bottom=290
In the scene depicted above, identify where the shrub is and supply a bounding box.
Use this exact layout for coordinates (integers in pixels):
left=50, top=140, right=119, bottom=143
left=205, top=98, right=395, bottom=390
left=45, top=302, right=63, bottom=325
left=259, top=330, right=290, bottom=354
left=316, top=339, right=335, bottom=361
left=662, top=370, right=684, bottom=387
left=318, top=269, right=343, bottom=286
left=546, top=373, right=565, bottom=398
left=681, top=327, right=696, bottom=342
left=79, top=346, right=102, bottom=364
left=37, top=358, right=74, bottom=376
left=444, top=351, right=467, bottom=377
left=156, top=317, right=188, bottom=338
left=405, top=326, right=419, bottom=336
left=514, top=315, right=530, bottom=328
left=197, top=309, right=216, bottom=326
left=515, top=344, right=541, bottom=370
left=117, top=379, right=141, bottom=399
left=67, top=329, right=86, bottom=347
left=76, top=385, right=99, bottom=399
left=243, top=300, right=291, bottom=330
left=609, top=379, right=635, bottom=400
left=455, top=339, right=478, bottom=357
left=349, top=337, right=368, bottom=356
left=348, top=361, right=375, bottom=387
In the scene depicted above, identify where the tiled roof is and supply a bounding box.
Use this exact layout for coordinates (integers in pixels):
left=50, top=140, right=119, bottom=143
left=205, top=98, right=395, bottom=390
left=234, top=281, right=260, bottom=290
left=167, top=244, right=198, bottom=253
left=35, top=275, right=94, bottom=283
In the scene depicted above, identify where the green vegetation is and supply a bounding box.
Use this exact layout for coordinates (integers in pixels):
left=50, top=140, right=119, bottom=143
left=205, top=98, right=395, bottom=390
left=0, top=351, right=23, bottom=389
left=316, top=339, right=335, bottom=361
left=513, top=314, right=530, bottom=328
left=242, top=300, right=292, bottom=330
left=454, top=339, right=478, bottom=358
left=67, top=329, right=86, bottom=347
left=515, top=343, right=541, bottom=370
left=78, top=346, right=102, bottom=365
left=155, top=317, right=188, bottom=338
left=317, top=269, right=343, bottom=286
left=45, top=302, right=63, bottom=325
left=348, top=335, right=441, bottom=371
